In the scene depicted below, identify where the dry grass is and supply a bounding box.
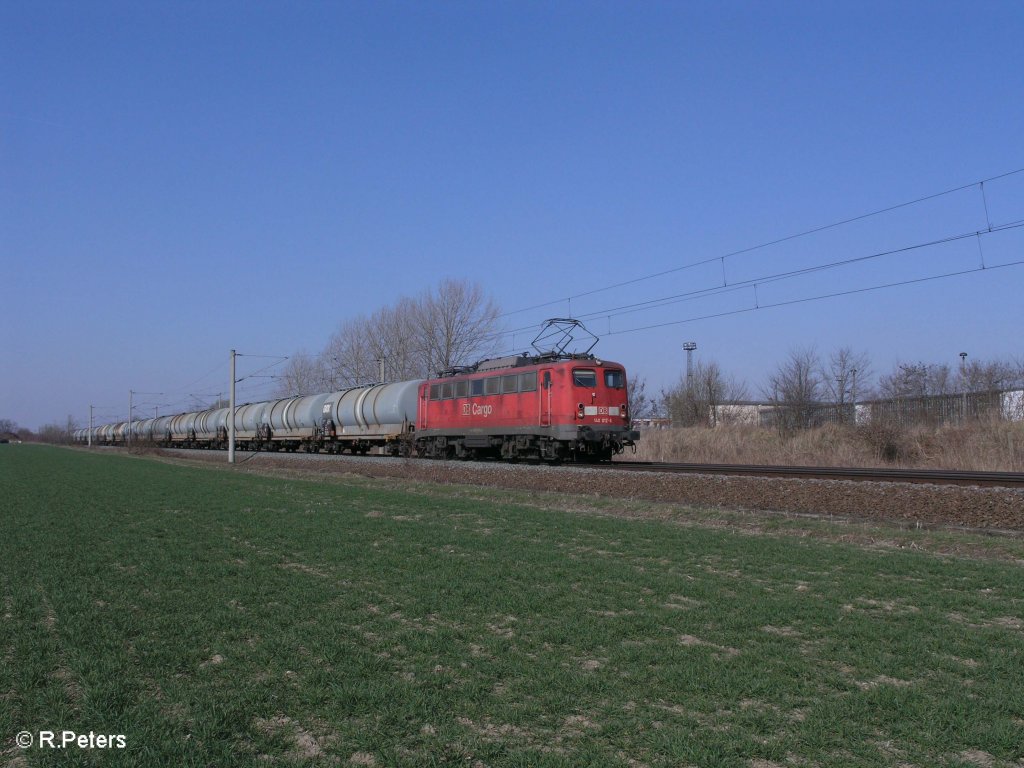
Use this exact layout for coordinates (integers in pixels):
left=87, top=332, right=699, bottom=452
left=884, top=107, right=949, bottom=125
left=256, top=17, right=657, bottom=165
left=632, top=418, right=1024, bottom=471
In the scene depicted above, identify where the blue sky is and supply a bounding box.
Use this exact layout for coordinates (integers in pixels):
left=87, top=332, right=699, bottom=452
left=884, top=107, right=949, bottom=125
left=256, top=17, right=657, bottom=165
left=3, top=1, right=1023, bottom=428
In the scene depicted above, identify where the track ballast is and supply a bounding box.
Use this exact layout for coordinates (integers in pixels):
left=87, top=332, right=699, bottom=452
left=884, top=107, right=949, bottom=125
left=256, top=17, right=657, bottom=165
left=605, top=461, right=1024, bottom=488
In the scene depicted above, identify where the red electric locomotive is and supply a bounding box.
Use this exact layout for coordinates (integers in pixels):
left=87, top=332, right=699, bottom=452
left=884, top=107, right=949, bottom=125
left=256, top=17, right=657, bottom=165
left=415, top=352, right=640, bottom=462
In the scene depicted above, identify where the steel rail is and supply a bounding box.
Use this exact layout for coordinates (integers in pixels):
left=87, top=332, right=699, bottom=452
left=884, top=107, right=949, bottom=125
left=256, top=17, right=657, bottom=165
left=604, top=461, right=1024, bottom=488
left=150, top=445, right=1023, bottom=488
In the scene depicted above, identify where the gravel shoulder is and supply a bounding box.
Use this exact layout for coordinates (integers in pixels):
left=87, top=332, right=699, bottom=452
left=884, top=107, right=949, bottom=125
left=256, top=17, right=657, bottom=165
left=149, top=448, right=1024, bottom=534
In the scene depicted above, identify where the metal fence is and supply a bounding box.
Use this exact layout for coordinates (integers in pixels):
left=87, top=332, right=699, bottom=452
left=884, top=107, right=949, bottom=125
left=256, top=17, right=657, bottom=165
left=731, top=389, right=1024, bottom=430
left=756, top=403, right=858, bottom=430
left=863, top=391, right=1007, bottom=427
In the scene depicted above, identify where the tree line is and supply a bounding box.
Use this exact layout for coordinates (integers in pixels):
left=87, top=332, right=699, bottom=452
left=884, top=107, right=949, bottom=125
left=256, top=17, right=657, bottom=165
left=636, top=347, right=1024, bottom=427
left=0, top=416, right=78, bottom=444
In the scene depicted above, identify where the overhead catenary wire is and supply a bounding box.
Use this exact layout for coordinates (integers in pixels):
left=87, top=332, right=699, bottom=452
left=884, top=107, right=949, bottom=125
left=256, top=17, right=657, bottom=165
left=599, top=258, right=1024, bottom=337
left=566, top=220, right=1024, bottom=325
left=480, top=220, right=1024, bottom=348
left=475, top=257, right=1024, bottom=359
left=234, top=359, right=289, bottom=384
left=496, top=166, right=1024, bottom=320
left=162, top=359, right=228, bottom=398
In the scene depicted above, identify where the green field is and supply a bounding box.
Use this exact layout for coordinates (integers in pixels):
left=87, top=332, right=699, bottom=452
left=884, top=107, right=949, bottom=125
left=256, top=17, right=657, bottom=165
left=1, top=446, right=1022, bottom=767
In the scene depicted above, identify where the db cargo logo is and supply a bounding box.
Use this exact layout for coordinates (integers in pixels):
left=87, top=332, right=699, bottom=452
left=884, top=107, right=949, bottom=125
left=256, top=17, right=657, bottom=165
left=463, top=402, right=493, bottom=417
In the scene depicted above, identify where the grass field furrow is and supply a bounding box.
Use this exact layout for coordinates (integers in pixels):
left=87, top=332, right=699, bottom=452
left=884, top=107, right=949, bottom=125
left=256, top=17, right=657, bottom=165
left=1, top=445, right=1023, bottom=767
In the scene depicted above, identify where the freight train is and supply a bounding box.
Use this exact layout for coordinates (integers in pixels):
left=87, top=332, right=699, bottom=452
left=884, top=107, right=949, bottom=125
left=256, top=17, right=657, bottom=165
left=75, top=352, right=640, bottom=463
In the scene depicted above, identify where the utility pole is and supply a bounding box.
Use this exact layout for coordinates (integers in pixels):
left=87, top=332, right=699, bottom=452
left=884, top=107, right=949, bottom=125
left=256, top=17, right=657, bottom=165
left=229, top=349, right=236, bottom=464
left=850, top=368, right=858, bottom=425
left=129, top=390, right=163, bottom=448
left=377, top=357, right=386, bottom=384
left=88, top=405, right=93, bottom=448
left=836, top=376, right=845, bottom=423
left=959, top=351, right=968, bottom=421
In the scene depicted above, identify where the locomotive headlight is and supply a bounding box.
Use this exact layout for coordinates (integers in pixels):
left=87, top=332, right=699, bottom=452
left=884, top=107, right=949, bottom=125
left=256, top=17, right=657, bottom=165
left=577, top=403, right=585, bottom=419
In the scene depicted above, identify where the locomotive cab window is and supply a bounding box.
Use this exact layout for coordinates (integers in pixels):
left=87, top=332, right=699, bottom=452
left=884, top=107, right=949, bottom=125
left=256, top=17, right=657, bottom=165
left=429, top=384, right=441, bottom=400
left=519, top=372, right=537, bottom=392
left=573, top=369, right=597, bottom=388
left=441, top=382, right=453, bottom=399
left=604, top=369, right=626, bottom=389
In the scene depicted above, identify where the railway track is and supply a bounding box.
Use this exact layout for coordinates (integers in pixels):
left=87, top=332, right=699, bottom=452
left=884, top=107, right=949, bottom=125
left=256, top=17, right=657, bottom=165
left=605, top=461, right=1024, bottom=488
left=157, top=445, right=1023, bottom=489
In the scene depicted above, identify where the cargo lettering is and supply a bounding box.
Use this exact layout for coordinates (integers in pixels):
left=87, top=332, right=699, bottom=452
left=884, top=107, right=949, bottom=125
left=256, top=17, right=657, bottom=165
left=461, top=402, right=493, bottom=417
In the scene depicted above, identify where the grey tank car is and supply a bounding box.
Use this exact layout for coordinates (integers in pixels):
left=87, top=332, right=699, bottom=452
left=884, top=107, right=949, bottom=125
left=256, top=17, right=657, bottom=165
left=75, top=379, right=422, bottom=455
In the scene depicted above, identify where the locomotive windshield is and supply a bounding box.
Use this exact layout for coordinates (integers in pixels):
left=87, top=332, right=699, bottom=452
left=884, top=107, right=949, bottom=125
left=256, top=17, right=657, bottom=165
left=573, top=369, right=597, bottom=387
left=604, top=369, right=625, bottom=389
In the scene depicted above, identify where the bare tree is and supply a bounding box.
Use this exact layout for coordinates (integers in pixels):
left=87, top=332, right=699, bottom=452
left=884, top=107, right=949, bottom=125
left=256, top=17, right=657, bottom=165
left=37, top=423, right=65, bottom=443
left=764, top=346, right=823, bottom=430
left=320, top=298, right=424, bottom=387
left=820, top=347, right=873, bottom=406
left=275, top=352, right=329, bottom=397
left=709, top=369, right=750, bottom=425
left=879, top=362, right=954, bottom=399
left=627, top=375, right=658, bottom=423
left=663, top=360, right=747, bottom=426
left=36, top=415, right=78, bottom=444
left=413, top=279, right=501, bottom=375
left=0, top=418, right=18, bottom=436
left=959, top=358, right=1019, bottom=393
left=321, top=314, right=382, bottom=388
left=315, top=279, right=502, bottom=390
left=380, top=297, right=428, bottom=380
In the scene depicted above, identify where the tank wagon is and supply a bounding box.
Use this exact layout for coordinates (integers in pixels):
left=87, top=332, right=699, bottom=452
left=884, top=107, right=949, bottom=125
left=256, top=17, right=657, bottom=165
left=76, top=352, right=639, bottom=462
left=75, top=380, right=420, bottom=455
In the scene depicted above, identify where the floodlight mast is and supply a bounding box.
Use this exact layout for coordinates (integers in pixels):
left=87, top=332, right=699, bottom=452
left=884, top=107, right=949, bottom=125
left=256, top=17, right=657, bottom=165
left=683, top=342, right=697, bottom=393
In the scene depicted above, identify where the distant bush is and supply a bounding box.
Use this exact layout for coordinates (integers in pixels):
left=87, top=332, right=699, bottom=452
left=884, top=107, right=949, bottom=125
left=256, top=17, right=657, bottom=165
left=856, top=421, right=918, bottom=464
